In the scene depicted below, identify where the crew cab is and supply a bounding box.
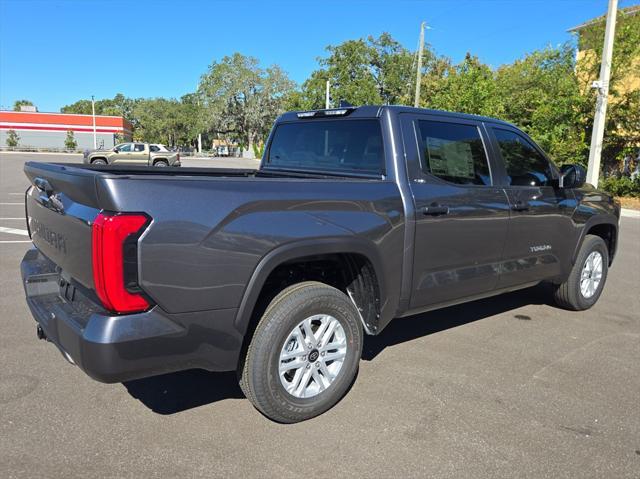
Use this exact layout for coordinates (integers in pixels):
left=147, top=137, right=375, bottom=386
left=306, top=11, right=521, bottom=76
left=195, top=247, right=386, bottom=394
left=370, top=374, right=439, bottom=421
left=84, top=142, right=180, bottom=167
left=21, top=106, right=619, bottom=423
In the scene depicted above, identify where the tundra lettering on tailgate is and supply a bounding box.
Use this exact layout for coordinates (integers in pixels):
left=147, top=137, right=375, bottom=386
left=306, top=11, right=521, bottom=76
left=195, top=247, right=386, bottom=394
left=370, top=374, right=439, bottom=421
left=30, top=217, right=67, bottom=254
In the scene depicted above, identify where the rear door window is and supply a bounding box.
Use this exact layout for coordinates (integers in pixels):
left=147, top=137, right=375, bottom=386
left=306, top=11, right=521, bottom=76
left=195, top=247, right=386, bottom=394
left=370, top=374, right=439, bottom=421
left=416, top=120, right=491, bottom=186
left=266, top=120, right=383, bottom=174
left=134, top=143, right=145, bottom=152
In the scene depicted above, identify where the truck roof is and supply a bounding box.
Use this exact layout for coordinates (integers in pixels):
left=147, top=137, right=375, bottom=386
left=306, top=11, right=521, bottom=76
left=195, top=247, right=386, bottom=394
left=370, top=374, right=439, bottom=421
left=278, top=105, right=515, bottom=127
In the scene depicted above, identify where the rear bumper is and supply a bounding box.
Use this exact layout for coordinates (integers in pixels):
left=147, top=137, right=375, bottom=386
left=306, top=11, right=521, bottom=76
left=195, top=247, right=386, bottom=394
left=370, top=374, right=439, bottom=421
left=21, top=247, right=243, bottom=383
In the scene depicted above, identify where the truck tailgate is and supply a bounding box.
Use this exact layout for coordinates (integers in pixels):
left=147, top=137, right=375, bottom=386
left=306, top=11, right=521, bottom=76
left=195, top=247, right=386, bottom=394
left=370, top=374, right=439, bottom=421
left=24, top=163, right=101, bottom=290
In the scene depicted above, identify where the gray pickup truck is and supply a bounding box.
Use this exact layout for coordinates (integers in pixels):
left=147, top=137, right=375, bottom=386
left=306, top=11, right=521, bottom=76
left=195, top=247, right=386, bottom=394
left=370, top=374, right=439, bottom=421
left=21, top=105, right=619, bottom=423
left=84, top=142, right=181, bottom=167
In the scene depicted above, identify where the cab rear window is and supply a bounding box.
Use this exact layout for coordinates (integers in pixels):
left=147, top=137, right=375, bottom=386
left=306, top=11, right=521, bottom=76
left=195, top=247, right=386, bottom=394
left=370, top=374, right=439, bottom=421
left=266, top=120, right=383, bottom=174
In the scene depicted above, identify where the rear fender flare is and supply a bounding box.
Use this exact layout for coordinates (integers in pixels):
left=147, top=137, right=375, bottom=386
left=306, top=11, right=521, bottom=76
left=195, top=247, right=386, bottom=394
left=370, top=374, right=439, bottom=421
left=233, top=237, right=386, bottom=336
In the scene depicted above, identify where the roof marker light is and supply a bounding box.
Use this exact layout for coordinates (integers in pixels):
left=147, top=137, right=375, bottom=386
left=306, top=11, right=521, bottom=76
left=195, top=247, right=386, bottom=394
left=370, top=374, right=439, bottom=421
left=323, top=109, right=348, bottom=116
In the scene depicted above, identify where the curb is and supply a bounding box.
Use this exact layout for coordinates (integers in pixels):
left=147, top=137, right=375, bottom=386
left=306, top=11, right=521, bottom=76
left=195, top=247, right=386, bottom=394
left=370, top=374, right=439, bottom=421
left=0, top=151, right=82, bottom=156
left=621, top=208, right=640, bottom=219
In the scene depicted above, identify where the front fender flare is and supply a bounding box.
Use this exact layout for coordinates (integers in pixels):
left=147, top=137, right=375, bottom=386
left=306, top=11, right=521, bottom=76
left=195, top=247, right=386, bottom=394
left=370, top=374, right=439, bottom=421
left=571, top=214, right=618, bottom=265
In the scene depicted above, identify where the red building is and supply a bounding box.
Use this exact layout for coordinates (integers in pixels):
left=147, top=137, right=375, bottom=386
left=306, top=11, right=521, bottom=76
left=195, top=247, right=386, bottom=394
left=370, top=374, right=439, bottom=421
left=0, top=110, right=133, bottom=149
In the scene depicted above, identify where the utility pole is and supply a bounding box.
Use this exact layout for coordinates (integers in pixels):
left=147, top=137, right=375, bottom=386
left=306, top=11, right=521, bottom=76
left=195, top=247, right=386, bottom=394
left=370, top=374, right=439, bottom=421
left=91, top=95, right=97, bottom=149
left=414, top=21, right=426, bottom=108
left=586, top=0, right=618, bottom=187
left=325, top=80, right=331, bottom=109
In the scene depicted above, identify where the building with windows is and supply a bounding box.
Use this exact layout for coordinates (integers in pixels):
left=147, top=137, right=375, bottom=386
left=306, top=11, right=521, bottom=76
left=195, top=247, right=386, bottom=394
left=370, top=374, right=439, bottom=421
left=568, top=5, right=640, bottom=94
left=0, top=110, right=133, bottom=150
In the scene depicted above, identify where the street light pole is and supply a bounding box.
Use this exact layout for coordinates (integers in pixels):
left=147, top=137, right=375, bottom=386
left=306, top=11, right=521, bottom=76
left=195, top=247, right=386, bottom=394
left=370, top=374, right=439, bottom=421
left=414, top=21, right=426, bottom=108
left=91, top=95, right=97, bottom=149
left=586, top=0, right=618, bottom=187
left=325, top=80, right=331, bottom=109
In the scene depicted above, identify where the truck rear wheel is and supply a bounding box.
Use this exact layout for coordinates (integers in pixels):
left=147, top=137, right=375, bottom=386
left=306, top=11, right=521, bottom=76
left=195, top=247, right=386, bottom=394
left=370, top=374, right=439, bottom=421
left=153, top=160, right=169, bottom=167
left=239, top=281, right=363, bottom=423
left=91, top=158, right=107, bottom=165
left=553, top=234, right=609, bottom=311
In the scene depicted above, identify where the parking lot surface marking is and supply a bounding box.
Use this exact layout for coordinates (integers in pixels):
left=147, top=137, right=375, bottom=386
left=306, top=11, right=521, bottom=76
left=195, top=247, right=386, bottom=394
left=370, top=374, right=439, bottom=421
left=0, top=226, right=29, bottom=236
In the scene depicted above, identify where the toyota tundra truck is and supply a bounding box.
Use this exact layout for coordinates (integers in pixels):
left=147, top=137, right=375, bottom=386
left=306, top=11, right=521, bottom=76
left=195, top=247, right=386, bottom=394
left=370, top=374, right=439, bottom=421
left=20, top=105, right=620, bottom=423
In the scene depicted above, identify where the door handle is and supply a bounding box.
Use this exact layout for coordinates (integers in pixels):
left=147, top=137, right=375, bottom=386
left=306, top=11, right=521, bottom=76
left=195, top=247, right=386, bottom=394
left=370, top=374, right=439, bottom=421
left=511, top=201, right=529, bottom=211
left=423, top=204, right=449, bottom=216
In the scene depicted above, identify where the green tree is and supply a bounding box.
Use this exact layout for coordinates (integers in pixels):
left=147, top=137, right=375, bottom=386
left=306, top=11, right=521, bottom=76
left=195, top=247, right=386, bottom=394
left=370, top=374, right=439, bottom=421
left=64, top=130, right=77, bottom=150
left=61, top=94, right=138, bottom=125
left=197, top=53, right=294, bottom=155
left=424, top=53, right=503, bottom=118
left=494, top=45, right=588, bottom=165
left=6, top=129, right=19, bottom=147
left=298, top=33, right=414, bottom=109
left=13, top=99, right=34, bottom=111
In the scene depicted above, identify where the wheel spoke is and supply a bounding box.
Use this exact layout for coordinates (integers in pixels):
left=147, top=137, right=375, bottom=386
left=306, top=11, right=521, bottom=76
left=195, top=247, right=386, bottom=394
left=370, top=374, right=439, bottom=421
left=319, top=361, right=334, bottom=381
left=287, top=367, right=305, bottom=394
left=320, top=318, right=339, bottom=347
left=280, top=359, right=305, bottom=373
left=294, top=368, right=313, bottom=397
left=314, top=316, right=331, bottom=344
left=302, top=319, right=316, bottom=346
left=323, top=350, right=346, bottom=363
left=280, top=349, right=301, bottom=361
left=311, top=368, right=328, bottom=392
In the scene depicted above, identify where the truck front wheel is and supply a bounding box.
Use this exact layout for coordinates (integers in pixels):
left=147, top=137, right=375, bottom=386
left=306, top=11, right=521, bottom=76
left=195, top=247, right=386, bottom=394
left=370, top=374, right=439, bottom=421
left=239, top=281, right=363, bottom=423
left=553, top=234, right=609, bottom=310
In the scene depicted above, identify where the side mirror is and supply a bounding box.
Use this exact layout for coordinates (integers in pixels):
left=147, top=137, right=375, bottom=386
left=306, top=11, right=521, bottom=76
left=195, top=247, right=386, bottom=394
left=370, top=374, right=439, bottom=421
left=113, top=147, right=119, bottom=153
left=560, top=164, right=587, bottom=189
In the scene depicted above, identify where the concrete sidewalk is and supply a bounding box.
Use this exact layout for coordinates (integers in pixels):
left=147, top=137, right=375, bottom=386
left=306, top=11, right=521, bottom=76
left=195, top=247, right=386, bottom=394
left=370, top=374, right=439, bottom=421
left=621, top=208, right=640, bottom=218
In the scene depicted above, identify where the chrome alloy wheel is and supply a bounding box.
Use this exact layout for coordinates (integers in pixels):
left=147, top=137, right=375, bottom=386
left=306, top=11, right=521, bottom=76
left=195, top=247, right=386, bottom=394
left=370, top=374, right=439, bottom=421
left=580, top=251, right=603, bottom=299
left=279, top=314, right=347, bottom=399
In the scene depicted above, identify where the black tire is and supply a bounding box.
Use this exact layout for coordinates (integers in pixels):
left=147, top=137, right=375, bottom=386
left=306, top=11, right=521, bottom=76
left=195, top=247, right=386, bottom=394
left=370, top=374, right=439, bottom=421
left=91, top=158, right=107, bottom=165
left=154, top=160, right=169, bottom=167
left=553, top=234, right=609, bottom=311
left=239, top=281, right=363, bottom=423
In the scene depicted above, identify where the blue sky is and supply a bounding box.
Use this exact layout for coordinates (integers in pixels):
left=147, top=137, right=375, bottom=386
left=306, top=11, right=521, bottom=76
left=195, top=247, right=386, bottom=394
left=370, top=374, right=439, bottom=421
left=0, top=0, right=637, bottom=112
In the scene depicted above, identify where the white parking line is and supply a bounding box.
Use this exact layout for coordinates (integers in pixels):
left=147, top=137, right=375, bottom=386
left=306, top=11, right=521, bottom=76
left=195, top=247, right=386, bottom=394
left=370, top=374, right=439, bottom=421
left=0, top=217, right=25, bottom=220
left=0, top=226, right=29, bottom=236
left=0, top=202, right=23, bottom=205
left=0, top=240, right=31, bottom=243
left=8, top=193, right=24, bottom=196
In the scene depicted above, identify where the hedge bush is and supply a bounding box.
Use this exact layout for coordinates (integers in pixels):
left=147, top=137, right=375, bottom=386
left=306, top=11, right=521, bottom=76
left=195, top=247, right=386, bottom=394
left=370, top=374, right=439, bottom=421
left=600, top=176, right=640, bottom=198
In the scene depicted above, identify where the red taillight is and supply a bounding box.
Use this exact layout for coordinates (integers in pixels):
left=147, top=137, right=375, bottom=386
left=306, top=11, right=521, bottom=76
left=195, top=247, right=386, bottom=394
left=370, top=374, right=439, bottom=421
left=91, top=212, right=150, bottom=313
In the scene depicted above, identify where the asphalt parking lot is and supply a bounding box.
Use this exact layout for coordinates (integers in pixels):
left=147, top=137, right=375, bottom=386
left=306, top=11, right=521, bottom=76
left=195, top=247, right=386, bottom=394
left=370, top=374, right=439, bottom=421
left=1, top=151, right=639, bottom=478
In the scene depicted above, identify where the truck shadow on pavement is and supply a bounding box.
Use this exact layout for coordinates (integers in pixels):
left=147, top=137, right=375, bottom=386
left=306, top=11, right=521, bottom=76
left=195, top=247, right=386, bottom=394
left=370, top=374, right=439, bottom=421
left=123, top=369, right=244, bottom=415
left=362, top=283, right=552, bottom=361
left=123, top=284, right=552, bottom=415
